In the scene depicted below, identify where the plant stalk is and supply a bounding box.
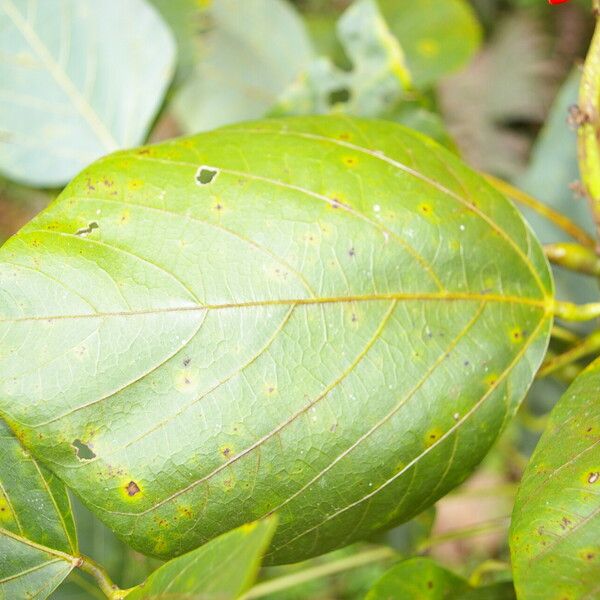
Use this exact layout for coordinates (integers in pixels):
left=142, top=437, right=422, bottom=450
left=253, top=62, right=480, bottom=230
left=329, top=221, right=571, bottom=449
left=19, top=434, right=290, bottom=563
left=483, top=174, right=595, bottom=248
left=539, top=329, right=600, bottom=377
left=545, top=242, right=600, bottom=276
left=76, top=556, right=127, bottom=599
left=553, top=300, right=600, bottom=321
left=578, top=0, right=600, bottom=252
left=240, top=547, right=397, bottom=599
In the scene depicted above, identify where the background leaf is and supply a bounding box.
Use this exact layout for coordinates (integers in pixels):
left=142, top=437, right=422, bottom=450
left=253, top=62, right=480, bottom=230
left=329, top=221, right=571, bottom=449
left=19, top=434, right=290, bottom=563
left=0, top=0, right=176, bottom=187
left=378, top=0, right=482, bottom=89
left=365, top=557, right=516, bottom=599
left=0, top=116, right=552, bottom=565
left=127, top=518, right=276, bottom=600
left=272, top=0, right=410, bottom=118
left=148, top=0, right=208, bottom=87
left=173, top=0, right=314, bottom=133
left=510, top=357, right=600, bottom=600
left=0, top=420, right=77, bottom=599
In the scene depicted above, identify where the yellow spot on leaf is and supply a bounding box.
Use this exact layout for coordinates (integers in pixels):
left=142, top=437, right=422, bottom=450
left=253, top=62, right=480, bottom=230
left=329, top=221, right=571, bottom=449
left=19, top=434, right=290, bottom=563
left=485, top=373, right=499, bottom=387
left=175, top=369, right=199, bottom=393
left=425, top=427, right=444, bottom=447
left=127, top=179, right=144, bottom=190
left=509, top=327, right=525, bottom=344
left=0, top=494, right=15, bottom=523
left=418, top=38, right=440, bottom=57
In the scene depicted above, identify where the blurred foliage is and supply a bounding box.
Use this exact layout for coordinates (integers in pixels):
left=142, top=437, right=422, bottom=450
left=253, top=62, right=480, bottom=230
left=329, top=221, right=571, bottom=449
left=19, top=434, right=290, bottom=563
left=0, top=0, right=597, bottom=598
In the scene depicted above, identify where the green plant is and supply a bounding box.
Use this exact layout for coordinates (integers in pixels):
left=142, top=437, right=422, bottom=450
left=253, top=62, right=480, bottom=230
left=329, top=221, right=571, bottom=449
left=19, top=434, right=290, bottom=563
left=0, top=1, right=599, bottom=599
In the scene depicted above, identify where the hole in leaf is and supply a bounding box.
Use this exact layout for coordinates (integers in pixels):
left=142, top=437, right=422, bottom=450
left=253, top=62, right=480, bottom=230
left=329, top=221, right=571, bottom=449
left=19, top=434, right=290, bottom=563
left=328, top=88, right=350, bottom=106
left=72, top=439, right=96, bottom=460
left=75, top=221, right=99, bottom=236
left=195, top=166, right=219, bottom=185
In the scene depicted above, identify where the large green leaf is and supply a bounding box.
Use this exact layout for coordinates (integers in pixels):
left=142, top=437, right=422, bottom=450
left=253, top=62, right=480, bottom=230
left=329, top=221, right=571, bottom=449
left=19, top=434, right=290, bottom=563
left=0, top=420, right=77, bottom=599
left=0, top=116, right=553, bottom=564
left=127, top=518, right=276, bottom=600
left=379, top=0, right=481, bottom=89
left=510, top=357, right=600, bottom=599
left=173, top=0, right=314, bottom=133
left=0, top=0, right=176, bottom=187
left=365, top=557, right=516, bottom=599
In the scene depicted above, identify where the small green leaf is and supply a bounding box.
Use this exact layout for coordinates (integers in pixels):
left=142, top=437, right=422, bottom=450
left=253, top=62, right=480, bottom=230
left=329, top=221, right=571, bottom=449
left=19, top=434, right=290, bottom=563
left=173, top=0, right=314, bottom=133
left=379, top=0, right=482, bottom=88
left=0, top=0, right=176, bottom=187
left=0, top=116, right=552, bottom=564
left=126, top=518, right=276, bottom=600
left=0, top=420, right=77, bottom=599
left=511, top=357, right=600, bottom=600
left=366, top=558, right=516, bottom=599
left=365, top=558, right=467, bottom=599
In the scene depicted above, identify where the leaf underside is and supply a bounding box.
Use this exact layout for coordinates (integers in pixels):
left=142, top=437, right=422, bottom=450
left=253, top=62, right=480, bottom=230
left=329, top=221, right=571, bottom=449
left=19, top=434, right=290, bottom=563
left=0, top=420, right=77, bottom=599
left=0, top=116, right=552, bottom=563
left=511, top=357, right=600, bottom=600
left=0, top=0, right=175, bottom=187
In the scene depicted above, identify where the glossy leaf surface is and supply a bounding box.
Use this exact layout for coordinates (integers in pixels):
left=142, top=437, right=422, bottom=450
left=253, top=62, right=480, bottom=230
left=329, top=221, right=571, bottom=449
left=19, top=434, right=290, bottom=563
left=0, top=116, right=552, bottom=564
left=127, top=518, right=276, bottom=600
left=511, top=357, right=600, bottom=599
left=0, top=0, right=175, bottom=187
left=0, top=420, right=77, bottom=599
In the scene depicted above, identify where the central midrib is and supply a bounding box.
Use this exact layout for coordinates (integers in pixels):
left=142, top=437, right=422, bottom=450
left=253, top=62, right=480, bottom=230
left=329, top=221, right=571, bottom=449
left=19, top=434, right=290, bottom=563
left=2, top=290, right=551, bottom=323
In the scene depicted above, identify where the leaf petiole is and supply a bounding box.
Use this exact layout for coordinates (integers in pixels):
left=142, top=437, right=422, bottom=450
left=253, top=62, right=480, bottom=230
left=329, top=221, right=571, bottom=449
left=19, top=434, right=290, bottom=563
left=483, top=173, right=595, bottom=248
left=552, top=300, right=600, bottom=321
left=539, top=329, right=600, bottom=377
left=545, top=242, right=600, bottom=277
left=76, top=555, right=128, bottom=599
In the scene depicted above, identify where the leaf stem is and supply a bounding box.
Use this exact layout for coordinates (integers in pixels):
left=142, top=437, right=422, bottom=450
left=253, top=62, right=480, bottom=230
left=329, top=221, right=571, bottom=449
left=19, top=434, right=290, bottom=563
left=545, top=242, right=600, bottom=276
left=578, top=0, right=600, bottom=251
left=551, top=325, right=581, bottom=344
left=538, top=329, right=600, bottom=377
left=240, top=547, right=397, bottom=599
left=552, top=300, right=600, bottom=321
left=483, top=173, right=595, bottom=248
left=76, top=555, right=127, bottom=599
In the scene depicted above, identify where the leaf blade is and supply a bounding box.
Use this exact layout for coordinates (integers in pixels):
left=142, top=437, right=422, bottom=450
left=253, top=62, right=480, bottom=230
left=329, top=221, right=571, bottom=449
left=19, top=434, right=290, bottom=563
left=0, top=116, right=552, bottom=564
left=511, top=356, right=600, bottom=599
left=127, top=518, right=277, bottom=600
left=0, top=0, right=175, bottom=187
left=0, top=420, right=77, bottom=599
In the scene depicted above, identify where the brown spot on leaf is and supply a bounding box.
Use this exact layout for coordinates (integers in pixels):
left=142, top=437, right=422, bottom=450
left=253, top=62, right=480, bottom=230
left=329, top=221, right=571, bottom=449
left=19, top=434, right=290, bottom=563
left=126, top=481, right=140, bottom=496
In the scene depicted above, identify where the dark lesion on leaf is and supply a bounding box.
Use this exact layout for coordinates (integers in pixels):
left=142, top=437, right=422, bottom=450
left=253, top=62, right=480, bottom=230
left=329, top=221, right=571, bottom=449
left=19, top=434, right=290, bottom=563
left=75, top=221, right=99, bottom=236
left=72, top=439, right=96, bottom=460
left=126, top=481, right=141, bottom=496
